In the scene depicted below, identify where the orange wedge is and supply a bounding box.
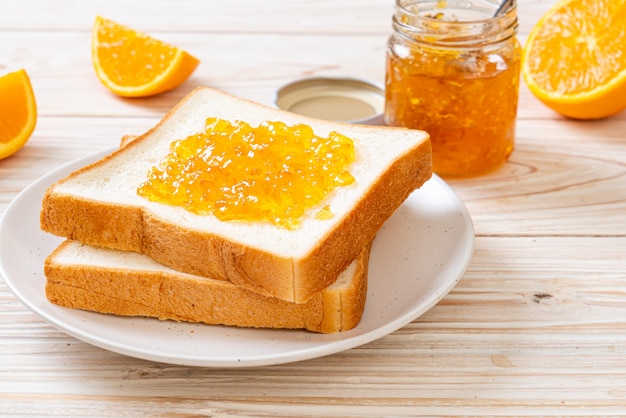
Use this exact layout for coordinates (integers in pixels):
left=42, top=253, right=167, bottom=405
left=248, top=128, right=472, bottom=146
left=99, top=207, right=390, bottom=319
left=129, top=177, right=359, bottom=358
left=92, top=16, right=200, bottom=97
left=522, top=0, right=626, bottom=119
left=0, top=69, right=37, bottom=160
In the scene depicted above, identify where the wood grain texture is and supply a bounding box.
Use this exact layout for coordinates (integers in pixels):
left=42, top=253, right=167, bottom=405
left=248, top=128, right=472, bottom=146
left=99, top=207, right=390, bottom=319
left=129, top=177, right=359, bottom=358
left=1, top=0, right=626, bottom=416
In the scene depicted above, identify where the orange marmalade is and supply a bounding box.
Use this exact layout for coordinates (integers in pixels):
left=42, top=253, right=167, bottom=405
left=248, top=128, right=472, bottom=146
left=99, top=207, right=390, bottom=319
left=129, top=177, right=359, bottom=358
left=137, top=118, right=355, bottom=229
left=384, top=0, right=521, bottom=177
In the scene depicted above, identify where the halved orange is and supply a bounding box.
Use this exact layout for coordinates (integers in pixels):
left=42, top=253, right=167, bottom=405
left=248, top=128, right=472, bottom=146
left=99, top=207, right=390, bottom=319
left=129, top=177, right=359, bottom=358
left=0, top=69, right=37, bottom=160
left=92, top=16, right=200, bottom=97
left=522, top=0, right=626, bottom=119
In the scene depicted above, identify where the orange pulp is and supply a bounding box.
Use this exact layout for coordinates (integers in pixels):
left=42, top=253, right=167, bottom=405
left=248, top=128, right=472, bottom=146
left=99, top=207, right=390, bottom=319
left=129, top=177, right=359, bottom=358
left=138, top=118, right=355, bottom=229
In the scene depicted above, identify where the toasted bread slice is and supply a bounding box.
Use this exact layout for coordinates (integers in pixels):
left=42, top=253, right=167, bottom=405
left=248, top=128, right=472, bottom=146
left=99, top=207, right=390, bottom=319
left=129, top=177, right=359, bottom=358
left=41, top=87, right=431, bottom=302
left=45, top=240, right=370, bottom=333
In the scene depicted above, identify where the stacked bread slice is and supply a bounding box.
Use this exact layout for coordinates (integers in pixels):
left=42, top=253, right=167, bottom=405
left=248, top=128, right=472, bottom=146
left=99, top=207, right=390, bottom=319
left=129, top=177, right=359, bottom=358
left=40, top=87, right=432, bottom=333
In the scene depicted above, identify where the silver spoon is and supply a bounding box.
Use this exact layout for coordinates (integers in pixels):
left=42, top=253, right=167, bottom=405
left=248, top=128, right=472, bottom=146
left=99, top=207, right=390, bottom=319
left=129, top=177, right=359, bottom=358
left=493, top=0, right=514, bottom=16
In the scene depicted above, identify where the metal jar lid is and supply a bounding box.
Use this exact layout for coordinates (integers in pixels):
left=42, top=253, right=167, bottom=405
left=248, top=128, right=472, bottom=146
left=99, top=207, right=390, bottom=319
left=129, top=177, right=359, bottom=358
left=275, top=77, right=385, bottom=125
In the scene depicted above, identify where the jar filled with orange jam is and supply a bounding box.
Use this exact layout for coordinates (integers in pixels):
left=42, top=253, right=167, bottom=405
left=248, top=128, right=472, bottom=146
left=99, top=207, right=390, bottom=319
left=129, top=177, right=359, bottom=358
left=384, top=0, right=521, bottom=177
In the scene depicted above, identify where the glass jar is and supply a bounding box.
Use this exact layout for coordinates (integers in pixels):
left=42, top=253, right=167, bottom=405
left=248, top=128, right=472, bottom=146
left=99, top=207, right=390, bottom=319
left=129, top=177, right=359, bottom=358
left=384, top=0, right=521, bottom=177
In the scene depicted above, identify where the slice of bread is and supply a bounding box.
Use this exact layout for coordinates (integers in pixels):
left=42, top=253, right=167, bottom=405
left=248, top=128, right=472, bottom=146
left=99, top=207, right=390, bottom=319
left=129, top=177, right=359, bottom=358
left=45, top=240, right=370, bottom=333
left=41, top=86, right=431, bottom=303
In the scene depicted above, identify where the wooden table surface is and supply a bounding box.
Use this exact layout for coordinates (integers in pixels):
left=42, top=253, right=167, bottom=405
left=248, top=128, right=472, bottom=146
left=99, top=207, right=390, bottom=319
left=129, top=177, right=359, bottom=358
left=2, top=0, right=626, bottom=416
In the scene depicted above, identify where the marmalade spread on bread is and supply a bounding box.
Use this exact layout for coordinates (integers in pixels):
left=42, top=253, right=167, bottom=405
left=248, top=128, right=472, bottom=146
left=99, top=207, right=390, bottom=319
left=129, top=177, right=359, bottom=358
left=137, top=118, right=355, bottom=229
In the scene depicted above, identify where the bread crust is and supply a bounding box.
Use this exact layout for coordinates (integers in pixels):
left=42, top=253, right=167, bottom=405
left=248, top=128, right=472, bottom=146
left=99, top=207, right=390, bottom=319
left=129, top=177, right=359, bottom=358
left=293, top=137, right=432, bottom=299
left=44, top=241, right=371, bottom=333
left=40, top=87, right=431, bottom=303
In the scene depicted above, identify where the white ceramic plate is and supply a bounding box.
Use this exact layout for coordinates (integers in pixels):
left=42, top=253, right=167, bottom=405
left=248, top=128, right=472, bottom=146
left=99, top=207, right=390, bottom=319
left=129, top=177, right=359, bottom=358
left=0, top=149, right=474, bottom=368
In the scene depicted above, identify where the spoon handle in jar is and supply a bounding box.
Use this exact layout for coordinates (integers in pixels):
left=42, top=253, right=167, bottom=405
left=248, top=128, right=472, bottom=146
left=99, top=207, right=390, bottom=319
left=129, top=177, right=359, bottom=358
left=494, top=0, right=514, bottom=16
